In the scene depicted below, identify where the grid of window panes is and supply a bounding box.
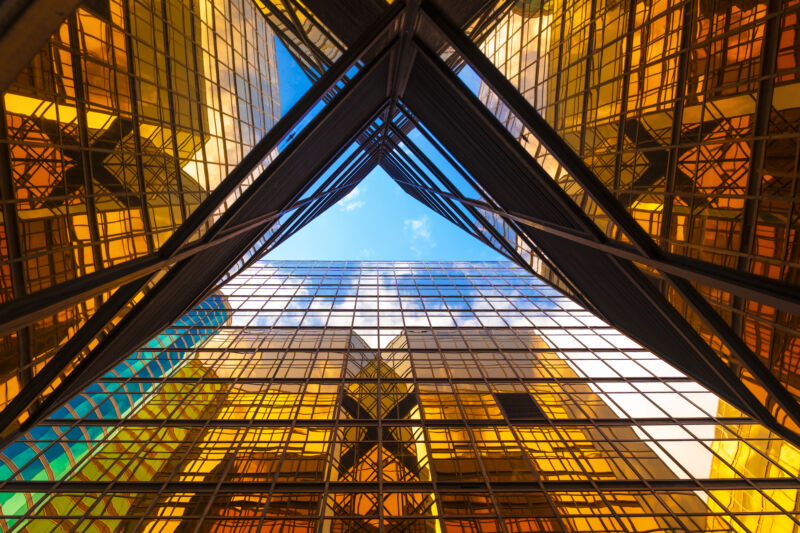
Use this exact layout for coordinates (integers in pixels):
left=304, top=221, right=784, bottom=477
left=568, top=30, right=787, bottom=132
left=0, top=260, right=798, bottom=532
left=0, top=0, right=280, bottom=412
left=473, top=0, right=800, bottom=441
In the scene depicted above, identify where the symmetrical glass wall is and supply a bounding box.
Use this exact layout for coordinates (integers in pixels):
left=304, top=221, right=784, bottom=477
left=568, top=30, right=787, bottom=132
left=476, top=0, right=800, bottom=436
left=0, top=0, right=280, bottom=411
left=1, top=261, right=797, bottom=531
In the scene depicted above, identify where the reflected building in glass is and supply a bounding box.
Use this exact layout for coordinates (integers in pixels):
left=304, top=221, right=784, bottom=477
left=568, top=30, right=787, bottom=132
left=1, top=260, right=798, bottom=531
left=0, top=0, right=280, bottom=411
left=477, top=0, right=800, bottom=436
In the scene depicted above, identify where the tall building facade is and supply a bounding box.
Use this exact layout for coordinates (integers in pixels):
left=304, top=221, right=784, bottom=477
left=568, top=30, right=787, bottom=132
left=0, top=0, right=280, bottom=412
left=0, top=261, right=797, bottom=531
left=477, top=0, right=800, bottom=433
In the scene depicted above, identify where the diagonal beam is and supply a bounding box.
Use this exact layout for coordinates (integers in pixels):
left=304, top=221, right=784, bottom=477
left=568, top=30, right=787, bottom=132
left=16, top=44, right=395, bottom=436
left=0, top=7, right=405, bottom=440
left=0, top=0, right=82, bottom=92
left=419, top=1, right=800, bottom=438
left=218, top=118, right=387, bottom=280
left=419, top=1, right=800, bottom=318
left=401, top=37, right=796, bottom=443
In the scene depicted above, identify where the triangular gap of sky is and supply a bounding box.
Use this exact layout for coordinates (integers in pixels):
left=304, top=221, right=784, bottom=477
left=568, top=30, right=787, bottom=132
left=267, top=168, right=506, bottom=261
left=270, top=36, right=505, bottom=261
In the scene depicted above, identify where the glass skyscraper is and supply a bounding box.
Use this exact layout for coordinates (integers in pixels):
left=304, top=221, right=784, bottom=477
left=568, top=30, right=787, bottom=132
left=0, top=260, right=797, bottom=531
left=1, top=1, right=799, bottom=531
left=0, top=0, right=280, bottom=413
left=476, top=0, right=800, bottom=438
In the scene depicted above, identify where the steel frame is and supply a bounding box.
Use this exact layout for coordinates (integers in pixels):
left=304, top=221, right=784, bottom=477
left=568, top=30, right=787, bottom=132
left=3, top=0, right=800, bottom=449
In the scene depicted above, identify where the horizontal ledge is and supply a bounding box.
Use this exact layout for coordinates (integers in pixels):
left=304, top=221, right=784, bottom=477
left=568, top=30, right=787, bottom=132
left=1, top=478, right=797, bottom=493
left=42, top=416, right=752, bottom=427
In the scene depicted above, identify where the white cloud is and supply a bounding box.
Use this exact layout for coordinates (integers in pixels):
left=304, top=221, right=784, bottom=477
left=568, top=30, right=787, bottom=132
left=404, top=215, right=435, bottom=256
left=338, top=187, right=365, bottom=212
left=404, top=215, right=432, bottom=241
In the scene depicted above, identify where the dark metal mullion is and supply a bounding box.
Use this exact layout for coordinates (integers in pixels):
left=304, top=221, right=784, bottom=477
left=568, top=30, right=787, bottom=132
left=67, top=15, right=104, bottom=275
left=0, top=98, right=33, bottom=388
left=158, top=0, right=188, bottom=221
left=611, top=0, right=638, bottom=195
left=3, top=478, right=800, bottom=492
left=422, top=4, right=800, bottom=435
left=734, top=0, right=782, bottom=340
left=577, top=0, right=597, bottom=159
left=658, top=0, right=694, bottom=255
left=122, top=0, right=156, bottom=253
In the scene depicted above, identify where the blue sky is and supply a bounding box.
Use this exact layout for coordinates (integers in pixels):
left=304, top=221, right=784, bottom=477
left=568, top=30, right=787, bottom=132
left=267, top=168, right=505, bottom=261
left=268, top=38, right=504, bottom=261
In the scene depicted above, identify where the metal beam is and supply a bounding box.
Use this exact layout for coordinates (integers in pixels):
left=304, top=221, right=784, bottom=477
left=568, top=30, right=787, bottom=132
left=0, top=6, right=405, bottom=440
left=16, top=41, right=396, bottom=435
left=419, top=1, right=800, bottom=436
left=401, top=38, right=795, bottom=442
left=0, top=0, right=82, bottom=92
left=377, top=173, right=800, bottom=317
left=2, top=478, right=799, bottom=493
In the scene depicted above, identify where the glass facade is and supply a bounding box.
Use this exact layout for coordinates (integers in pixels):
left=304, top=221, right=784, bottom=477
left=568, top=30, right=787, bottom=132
left=1, top=260, right=798, bottom=531
left=475, top=0, right=800, bottom=433
left=0, top=0, right=280, bottom=412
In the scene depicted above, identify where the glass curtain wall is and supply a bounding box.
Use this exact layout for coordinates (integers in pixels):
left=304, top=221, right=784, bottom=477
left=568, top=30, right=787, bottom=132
left=477, top=0, right=800, bottom=439
left=0, top=0, right=280, bottom=411
left=0, top=260, right=797, bottom=531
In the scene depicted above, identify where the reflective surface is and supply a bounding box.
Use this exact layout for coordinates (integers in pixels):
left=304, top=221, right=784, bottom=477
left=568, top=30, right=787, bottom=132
left=476, top=0, right=800, bottom=432
left=1, top=261, right=798, bottom=531
left=0, top=0, right=280, bottom=412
